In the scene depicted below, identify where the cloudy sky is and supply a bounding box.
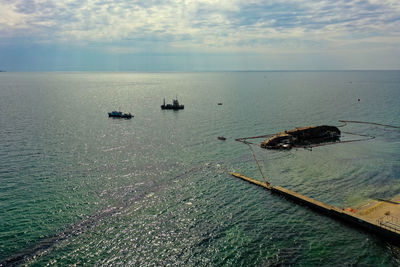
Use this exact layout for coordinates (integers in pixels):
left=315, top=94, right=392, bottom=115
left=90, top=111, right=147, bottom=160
left=1, top=0, right=399, bottom=71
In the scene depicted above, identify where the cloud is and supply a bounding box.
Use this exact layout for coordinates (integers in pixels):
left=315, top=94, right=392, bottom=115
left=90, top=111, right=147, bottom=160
left=0, top=0, right=399, bottom=69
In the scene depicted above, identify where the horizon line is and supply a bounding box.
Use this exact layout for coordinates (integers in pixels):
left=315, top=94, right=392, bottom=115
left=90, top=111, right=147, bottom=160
left=1, top=69, right=400, bottom=73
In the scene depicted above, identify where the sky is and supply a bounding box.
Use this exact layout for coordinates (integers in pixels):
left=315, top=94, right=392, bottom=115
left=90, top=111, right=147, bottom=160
left=0, top=0, right=399, bottom=71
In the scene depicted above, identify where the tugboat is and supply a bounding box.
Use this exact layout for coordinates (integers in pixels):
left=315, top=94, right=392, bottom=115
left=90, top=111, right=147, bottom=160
left=161, top=98, right=184, bottom=110
left=108, top=111, right=133, bottom=119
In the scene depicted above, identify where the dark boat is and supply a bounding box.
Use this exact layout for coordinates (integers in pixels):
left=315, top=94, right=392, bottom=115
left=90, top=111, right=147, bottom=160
left=108, top=111, right=133, bottom=119
left=161, top=98, right=184, bottom=110
left=217, top=103, right=223, bottom=105
left=218, top=136, right=226, bottom=140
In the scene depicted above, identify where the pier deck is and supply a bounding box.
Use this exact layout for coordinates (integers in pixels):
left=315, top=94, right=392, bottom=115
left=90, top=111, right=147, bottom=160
left=230, top=172, right=400, bottom=244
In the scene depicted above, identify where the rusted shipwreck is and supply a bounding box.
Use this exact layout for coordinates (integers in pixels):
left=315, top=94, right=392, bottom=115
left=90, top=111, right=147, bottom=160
left=261, top=125, right=341, bottom=149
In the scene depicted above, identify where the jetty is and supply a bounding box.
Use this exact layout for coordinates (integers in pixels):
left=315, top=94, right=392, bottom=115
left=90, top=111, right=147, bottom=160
left=230, top=172, right=400, bottom=244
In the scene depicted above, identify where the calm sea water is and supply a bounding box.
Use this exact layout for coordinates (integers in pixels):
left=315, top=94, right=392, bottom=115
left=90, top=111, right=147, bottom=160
left=1, top=71, right=400, bottom=265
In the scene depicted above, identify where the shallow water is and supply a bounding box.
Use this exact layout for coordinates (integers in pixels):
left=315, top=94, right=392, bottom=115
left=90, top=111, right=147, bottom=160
left=1, top=71, right=400, bottom=265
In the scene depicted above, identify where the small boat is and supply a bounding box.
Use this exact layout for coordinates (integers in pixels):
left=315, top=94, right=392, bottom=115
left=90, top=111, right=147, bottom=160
left=218, top=136, right=226, bottom=141
left=108, top=111, right=133, bottom=119
left=161, top=98, right=184, bottom=110
left=217, top=103, right=223, bottom=105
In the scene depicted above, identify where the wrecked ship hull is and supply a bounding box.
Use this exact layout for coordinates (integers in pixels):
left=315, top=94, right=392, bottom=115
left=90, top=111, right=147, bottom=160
left=261, top=125, right=340, bottom=149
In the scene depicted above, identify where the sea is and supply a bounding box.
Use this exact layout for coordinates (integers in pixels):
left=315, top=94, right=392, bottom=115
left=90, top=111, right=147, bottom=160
left=1, top=71, right=400, bottom=266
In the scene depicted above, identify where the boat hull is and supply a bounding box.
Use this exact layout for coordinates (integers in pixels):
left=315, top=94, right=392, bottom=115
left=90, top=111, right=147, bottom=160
left=108, top=113, right=133, bottom=119
left=161, top=105, right=184, bottom=110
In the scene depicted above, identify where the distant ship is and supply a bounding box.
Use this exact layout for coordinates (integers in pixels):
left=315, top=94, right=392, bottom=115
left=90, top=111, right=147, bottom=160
left=161, top=98, right=184, bottom=110
left=108, top=111, right=133, bottom=119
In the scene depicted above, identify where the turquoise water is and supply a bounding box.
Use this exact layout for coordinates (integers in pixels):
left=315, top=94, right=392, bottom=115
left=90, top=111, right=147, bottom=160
left=1, top=71, right=400, bottom=265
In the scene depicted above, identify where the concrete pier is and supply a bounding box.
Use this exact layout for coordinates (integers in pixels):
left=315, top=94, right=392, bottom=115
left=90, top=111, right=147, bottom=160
left=230, top=172, right=400, bottom=245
